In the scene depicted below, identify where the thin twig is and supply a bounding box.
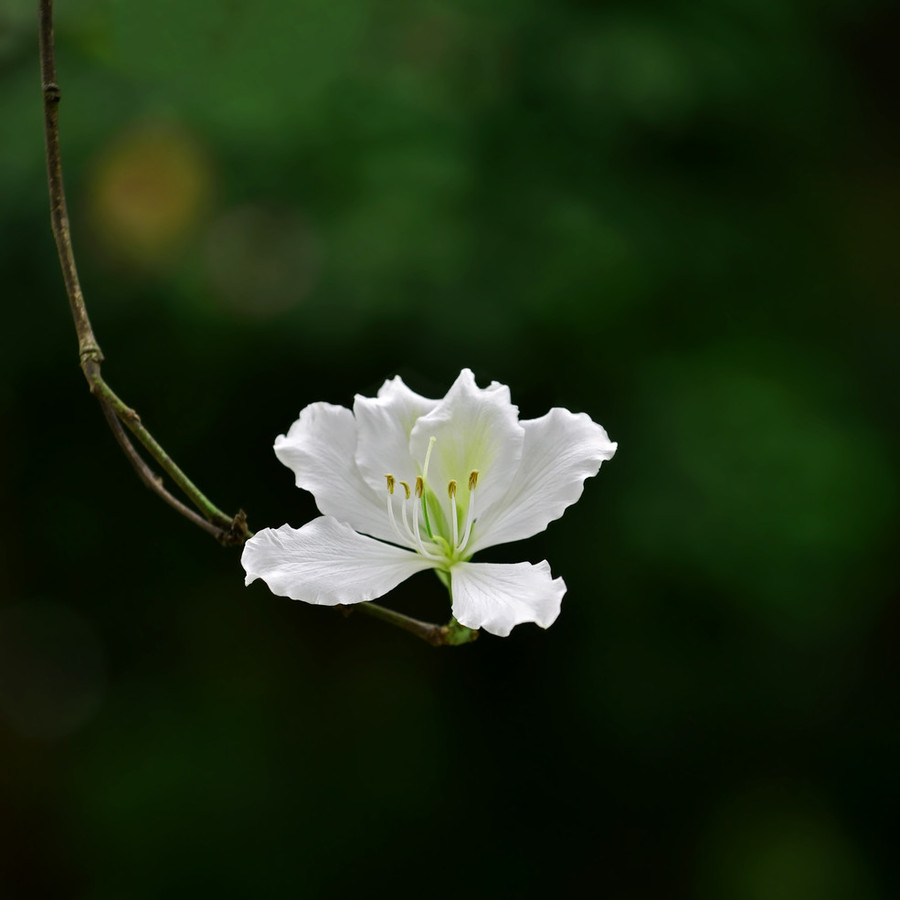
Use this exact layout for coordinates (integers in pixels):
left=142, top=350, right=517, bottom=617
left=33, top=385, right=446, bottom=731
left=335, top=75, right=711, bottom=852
left=349, top=603, right=479, bottom=646
left=99, top=404, right=223, bottom=539
left=38, top=0, right=248, bottom=545
left=37, top=1, right=473, bottom=644
left=86, top=364, right=233, bottom=529
left=38, top=0, right=100, bottom=370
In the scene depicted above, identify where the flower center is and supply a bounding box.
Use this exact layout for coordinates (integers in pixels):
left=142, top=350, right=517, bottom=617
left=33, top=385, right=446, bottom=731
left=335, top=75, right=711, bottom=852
left=383, top=437, right=479, bottom=565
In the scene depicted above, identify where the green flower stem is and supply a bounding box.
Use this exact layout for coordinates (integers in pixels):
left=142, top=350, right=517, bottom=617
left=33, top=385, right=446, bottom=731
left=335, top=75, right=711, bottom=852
left=85, top=360, right=247, bottom=535
left=97, top=401, right=227, bottom=540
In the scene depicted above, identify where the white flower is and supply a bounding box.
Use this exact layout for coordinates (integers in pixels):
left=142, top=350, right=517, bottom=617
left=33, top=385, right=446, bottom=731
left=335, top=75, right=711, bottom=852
left=241, top=369, right=617, bottom=637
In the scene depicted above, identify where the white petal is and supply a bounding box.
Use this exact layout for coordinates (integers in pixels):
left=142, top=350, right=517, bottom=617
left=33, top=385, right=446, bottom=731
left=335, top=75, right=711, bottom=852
left=273, top=402, right=397, bottom=544
left=242, top=517, right=434, bottom=606
left=354, top=376, right=439, bottom=492
left=468, top=408, right=617, bottom=554
left=450, top=560, right=566, bottom=637
left=409, top=369, right=524, bottom=517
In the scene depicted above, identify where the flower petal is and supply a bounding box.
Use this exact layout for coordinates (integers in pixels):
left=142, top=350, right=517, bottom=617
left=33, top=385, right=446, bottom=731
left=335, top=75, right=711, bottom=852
left=450, top=560, right=566, bottom=637
left=468, top=408, right=617, bottom=554
left=242, top=517, right=434, bottom=606
left=354, top=376, right=439, bottom=492
left=409, top=369, right=524, bottom=519
left=273, top=402, right=396, bottom=543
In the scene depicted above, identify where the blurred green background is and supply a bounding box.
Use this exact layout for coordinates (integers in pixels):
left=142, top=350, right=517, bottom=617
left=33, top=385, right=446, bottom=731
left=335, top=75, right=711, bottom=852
left=1, top=0, right=898, bottom=896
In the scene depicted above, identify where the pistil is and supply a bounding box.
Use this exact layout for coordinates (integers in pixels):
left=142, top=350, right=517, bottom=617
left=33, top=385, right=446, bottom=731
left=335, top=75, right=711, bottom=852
left=418, top=437, right=436, bottom=538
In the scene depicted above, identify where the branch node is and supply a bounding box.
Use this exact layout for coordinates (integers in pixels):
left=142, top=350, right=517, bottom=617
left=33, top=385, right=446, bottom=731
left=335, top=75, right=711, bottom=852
left=42, top=81, right=61, bottom=103
left=217, top=509, right=251, bottom=547
left=79, top=345, right=104, bottom=366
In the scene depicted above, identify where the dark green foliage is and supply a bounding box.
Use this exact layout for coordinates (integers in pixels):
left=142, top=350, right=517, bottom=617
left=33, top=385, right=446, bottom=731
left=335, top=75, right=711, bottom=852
left=1, top=0, right=897, bottom=896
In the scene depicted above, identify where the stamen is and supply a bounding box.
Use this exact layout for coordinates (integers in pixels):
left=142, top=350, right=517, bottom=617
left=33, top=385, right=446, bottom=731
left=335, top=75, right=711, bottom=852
left=399, top=490, right=413, bottom=536
left=397, top=479, right=435, bottom=555
left=412, top=489, right=423, bottom=542
left=410, top=490, right=442, bottom=559
left=458, top=471, right=479, bottom=551
left=388, top=474, right=442, bottom=560
left=448, top=480, right=458, bottom=548
left=414, top=475, right=433, bottom=537
left=384, top=435, right=447, bottom=560
left=385, top=490, right=404, bottom=543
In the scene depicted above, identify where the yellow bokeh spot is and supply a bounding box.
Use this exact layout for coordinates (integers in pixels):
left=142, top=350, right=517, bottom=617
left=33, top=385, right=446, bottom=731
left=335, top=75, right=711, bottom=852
left=88, top=120, right=213, bottom=269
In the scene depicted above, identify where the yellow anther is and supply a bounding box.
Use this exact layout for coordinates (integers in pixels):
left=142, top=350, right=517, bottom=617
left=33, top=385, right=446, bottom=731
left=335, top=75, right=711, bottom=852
left=448, top=480, right=457, bottom=499
left=468, top=470, right=479, bottom=491
left=399, top=480, right=411, bottom=499
left=385, top=474, right=395, bottom=494
left=414, top=476, right=424, bottom=498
